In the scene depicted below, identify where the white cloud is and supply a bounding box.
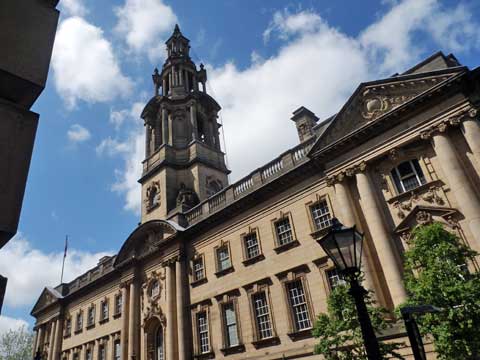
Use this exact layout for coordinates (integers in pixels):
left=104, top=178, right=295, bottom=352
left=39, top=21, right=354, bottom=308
left=52, top=17, right=133, bottom=108
left=360, top=0, right=480, bottom=73
left=114, top=0, right=178, bottom=62
left=59, top=0, right=88, bottom=17
left=98, top=102, right=145, bottom=214
left=67, top=124, right=91, bottom=143
left=0, top=233, right=112, bottom=308
left=0, top=316, right=29, bottom=335
left=208, top=0, right=480, bottom=181
left=263, top=9, right=324, bottom=42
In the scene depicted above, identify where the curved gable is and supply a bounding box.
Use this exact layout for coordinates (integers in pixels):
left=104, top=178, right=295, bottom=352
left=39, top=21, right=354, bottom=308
left=114, top=220, right=184, bottom=267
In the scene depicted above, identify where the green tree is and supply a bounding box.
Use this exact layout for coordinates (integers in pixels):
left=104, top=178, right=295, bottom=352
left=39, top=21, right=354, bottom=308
left=401, top=222, right=480, bottom=359
left=313, top=280, right=404, bottom=359
left=0, top=326, right=33, bottom=360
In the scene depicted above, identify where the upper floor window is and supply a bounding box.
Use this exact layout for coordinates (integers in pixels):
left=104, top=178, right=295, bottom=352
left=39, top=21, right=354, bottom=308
left=274, top=217, right=294, bottom=246
left=216, top=245, right=232, bottom=273
left=100, top=300, right=109, bottom=321
left=75, top=312, right=83, bottom=332
left=196, top=311, right=210, bottom=354
left=192, top=257, right=205, bottom=282
left=286, top=280, right=312, bottom=331
left=87, top=306, right=95, bottom=327
left=326, top=268, right=346, bottom=290
left=310, top=199, right=332, bottom=231
left=85, top=348, right=92, bottom=360
left=243, top=231, right=261, bottom=260
left=150, top=280, right=160, bottom=298
left=64, top=318, right=71, bottom=337
left=222, top=302, right=240, bottom=348
left=391, top=159, right=426, bottom=193
left=114, top=294, right=122, bottom=316
left=252, top=291, right=274, bottom=340
left=73, top=353, right=79, bottom=360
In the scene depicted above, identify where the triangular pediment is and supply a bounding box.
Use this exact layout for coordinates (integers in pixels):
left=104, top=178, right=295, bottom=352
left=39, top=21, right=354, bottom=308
left=30, top=287, right=62, bottom=315
left=114, top=220, right=184, bottom=267
left=394, top=205, right=461, bottom=234
left=309, top=67, right=465, bottom=158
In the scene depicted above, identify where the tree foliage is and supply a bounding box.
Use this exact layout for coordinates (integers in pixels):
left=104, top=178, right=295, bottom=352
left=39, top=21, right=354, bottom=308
left=313, top=280, right=404, bottom=359
left=401, top=222, right=480, bottom=359
left=0, top=325, right=33, bottom=360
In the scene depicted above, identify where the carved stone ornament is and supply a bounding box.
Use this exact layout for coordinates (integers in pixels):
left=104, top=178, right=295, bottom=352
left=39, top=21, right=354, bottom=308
left=420, top=106, right=476, bottom=140
left=361, top=93, right=416, bottom=121
left=416, top=210, right=433, bottom=225
left=421, top=186, right=444, bottom=205
left=145, top=181, right=161, bottom=212
left=141, top=270, right=166, bottom=324
left=176, top=183, right=199, bottom=208
left=325, top=161, right=367, bottom=186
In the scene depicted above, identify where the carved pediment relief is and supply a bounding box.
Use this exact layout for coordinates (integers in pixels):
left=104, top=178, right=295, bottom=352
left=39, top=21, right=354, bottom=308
left=31, top=287, right=61, bottom=315
left=309, top=69, right=462, bottom=157
left=114, top=220, right=183, bottom=267
left=394, top=205, right=462, bottom=241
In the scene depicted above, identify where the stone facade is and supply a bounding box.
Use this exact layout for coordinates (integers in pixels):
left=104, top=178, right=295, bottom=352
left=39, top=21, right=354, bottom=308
left=31, top=27, right=480, bottom=360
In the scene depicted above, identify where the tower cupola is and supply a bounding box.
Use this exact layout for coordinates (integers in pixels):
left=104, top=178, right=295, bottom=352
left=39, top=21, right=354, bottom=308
left=139, top=26, right=230, bottom=223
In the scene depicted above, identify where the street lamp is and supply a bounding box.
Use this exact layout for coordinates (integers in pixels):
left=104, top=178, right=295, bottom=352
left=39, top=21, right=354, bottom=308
left=317, top=218, right=382, bottom=360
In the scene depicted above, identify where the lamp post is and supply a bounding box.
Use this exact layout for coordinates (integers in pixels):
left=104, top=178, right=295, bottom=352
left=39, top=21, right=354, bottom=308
left=317, top=218, right=382, bottom=360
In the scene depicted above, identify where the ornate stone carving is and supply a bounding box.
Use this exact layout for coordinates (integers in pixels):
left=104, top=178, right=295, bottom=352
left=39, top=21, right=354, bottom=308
left=420, top=106, right=478, bottom=140
left=176, top=183, right=199, bottom=208
left=141, top=270, right=166, bottom=325
left=421, top=186, right=444, bottom=205
left=416, top=211, right=432, bottom=225
left=361, top=93, right=416, bottom=121
left=145, top=181, right=160, bottom=212
left=325, top=161, right=367, bottom=186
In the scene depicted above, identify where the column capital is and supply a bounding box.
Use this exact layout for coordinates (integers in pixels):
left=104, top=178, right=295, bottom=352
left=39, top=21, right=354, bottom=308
left=420, top=106, right=476, bottom=140
left=161, top=256, right=179, bottom=267
left=325, top=161, right=367, bottom=187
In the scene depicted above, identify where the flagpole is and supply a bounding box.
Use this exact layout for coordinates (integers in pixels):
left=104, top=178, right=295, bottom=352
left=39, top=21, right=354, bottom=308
left=60, top=235, right=68, bottom=284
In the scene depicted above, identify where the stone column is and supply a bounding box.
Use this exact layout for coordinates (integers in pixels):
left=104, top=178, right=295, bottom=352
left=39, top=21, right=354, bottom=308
left=93, top=340, right=99, bottom=360
left=155, top=114, right=162, bottom=149
left=176, top=260, right=187, bottom=360
left=36, top=326, right=44, bottom=354
left=145, top=125, right=151, bottom=157
left=162, top=108, right=169, bottom=145
left=462, top=117, right=480, bottom=166
left=127, top=280, right=139, bottom=360
left=120, top=285, right=129, bottom=360
left=48, top=321, right=56, bottom=360
left=168, top=113, right=174, bottom=145
left=162, top=79, right=167, bottom=96
left=32, top=328, right=39, bottom=358
left=110, top=335, right=116, bottom=360
left=190, top=104, right=198, bottom=141
left=52, top=318, right=63, bottom=360
left=432, top=132, right=480, bottom=250
left=165, top=263, right=176, bottom=360
left=355, top=170, right=407, bottom=307
left=333, top=179, right=375, bottom=292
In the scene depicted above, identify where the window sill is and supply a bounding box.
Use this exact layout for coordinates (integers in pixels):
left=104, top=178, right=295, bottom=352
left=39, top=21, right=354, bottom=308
left=273, top=239, right=299, bottom=253
left=251, top=336, right=280, bottom=349
left=215, top=266, right=234, bottom=277
left=99, top=317, right=109, bottom=324
left=190, top=277, right=208, bottom=287
left=86, top=323, right=95, bottom=330
left=220, top=344, right=245, bottom=355
left=63, top=334, right=71, bottom=339
left=242, top=254, right=265, bottom=266
left=113, top=312, right=122, bottom=319
left=74, top=329, right=82, bottom=335
left=287, top=328, right=313, bottom=341
left=386, top=179, right=443, bottom=204
left=193, top=351, right=215, bottom=359
left=309, top=226, right=332, bottom=240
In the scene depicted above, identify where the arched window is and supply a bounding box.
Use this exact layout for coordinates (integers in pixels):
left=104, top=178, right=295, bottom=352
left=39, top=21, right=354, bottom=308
left=391, top=159, right=426, bottom=193
left=156, top=326, right=164, bottom=360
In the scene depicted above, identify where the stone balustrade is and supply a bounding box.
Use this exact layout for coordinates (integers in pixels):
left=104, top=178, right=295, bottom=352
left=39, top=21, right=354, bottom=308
left=183, top=138, right=315, bottom=225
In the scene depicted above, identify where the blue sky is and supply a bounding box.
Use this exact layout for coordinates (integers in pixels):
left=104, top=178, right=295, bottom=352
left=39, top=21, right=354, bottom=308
left=1, top=0, right=480, bottom=331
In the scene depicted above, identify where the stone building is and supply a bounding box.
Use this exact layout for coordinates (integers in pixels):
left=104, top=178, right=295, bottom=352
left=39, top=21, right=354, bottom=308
left=31, top=26, right=480, bottom=360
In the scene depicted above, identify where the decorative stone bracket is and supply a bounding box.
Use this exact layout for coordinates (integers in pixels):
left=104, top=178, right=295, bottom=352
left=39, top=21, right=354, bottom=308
left=325, top=161, right=367, bottom=186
